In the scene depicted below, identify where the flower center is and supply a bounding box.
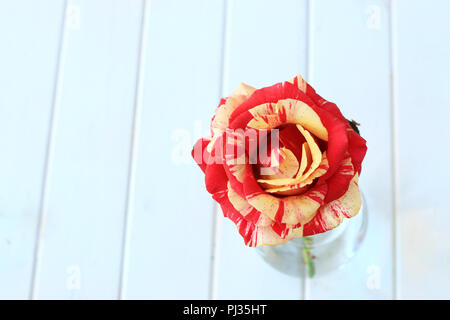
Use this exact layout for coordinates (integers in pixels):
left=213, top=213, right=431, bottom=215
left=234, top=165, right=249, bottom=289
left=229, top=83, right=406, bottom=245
left=254, top=124, right=328, bottom=196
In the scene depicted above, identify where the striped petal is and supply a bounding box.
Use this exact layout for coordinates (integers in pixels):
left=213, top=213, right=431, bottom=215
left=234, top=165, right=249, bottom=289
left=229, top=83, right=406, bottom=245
left=253, top=224, right=303, bottom=247
left=258, top=147, right=299, bottom=180
left=322, top=153, right=355, bottom=202
left=257, top=124, right=323, bottom=187
left=288, top=74, right=307, bottom=93
left=211, top=83, right=255, bottom=134
left=247, top=99, right=328, bottom=141
left=303, top=174, right=362, bottom=236
left=208, top=83, right=255, bottom=152
left=227, top=182, right=271, bottom=227
left=262, top=153, right=329, bottom=194
left=347, top=127, right=367, bottom=175
left=243, top=163, right=327, bottom=225
left=191, top=137, right=211, bottom=172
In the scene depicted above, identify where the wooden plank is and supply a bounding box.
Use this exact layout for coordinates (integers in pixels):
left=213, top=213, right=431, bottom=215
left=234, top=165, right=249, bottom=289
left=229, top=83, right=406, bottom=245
left=120, top=0, right=224, bottom=299
left=0, top=0, right=65, bottom=299
left=306, top=0, right=393, bottom=299
left=31, top=0, right=143, bottom=299
left=215, top=0, right=308, bottom=299
left=395, top=0, right=450, bottom=299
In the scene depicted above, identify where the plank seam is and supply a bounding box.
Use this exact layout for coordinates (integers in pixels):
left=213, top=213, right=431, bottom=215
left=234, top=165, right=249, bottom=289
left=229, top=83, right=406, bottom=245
left=29, top=0, right=69, bottom=300
left=302, top=0, right=313, bottom=300
left=388, top=0, right=399, bottom=300
left=208, top=0, right=229, bottom=300
left=118, top=0, right=150, bottom=300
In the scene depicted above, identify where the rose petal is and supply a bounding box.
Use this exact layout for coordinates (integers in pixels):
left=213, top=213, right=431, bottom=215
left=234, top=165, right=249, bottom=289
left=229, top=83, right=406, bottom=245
left=228, top=82, right=328, bottom=142
left=208, top=83, right=256, bottom=152
left=322, top=153, right=355, bottom=203
left=254, top=224, right=303, bottom=247
left=298, top=142, right=311, bottom=178
left=243, top=163, right=327, bottom=225
left=312, top=106, right=349, bottom=182
left=262, top=153, right=329, bottom=194
left=303, top=174, right=362, bottom=236
left=246, top=99, right=328, bottom=141
left=288, top=74, right=307, bottom=93
left=228, top=81, right=305, bottom=126
left=227, top=182, right=271, bottom=227
left=211, top=83, right=255, bottom=134
left=295, top=125, right=322, bottom=179
left=259, top=147, right=299, bottom=180
left=205, top=162, right=228, bottom=198
left=278, top=123, right=306, bottom=162
left=347, top=127, right=367, bottom=175
left=257, top=125, right=323, bottom=187
left=191, top=138, right=211, bottom=172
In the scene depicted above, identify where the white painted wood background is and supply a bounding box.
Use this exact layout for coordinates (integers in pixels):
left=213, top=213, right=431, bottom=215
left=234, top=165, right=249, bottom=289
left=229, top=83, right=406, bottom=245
left=0, top=0, right=449, bottom=299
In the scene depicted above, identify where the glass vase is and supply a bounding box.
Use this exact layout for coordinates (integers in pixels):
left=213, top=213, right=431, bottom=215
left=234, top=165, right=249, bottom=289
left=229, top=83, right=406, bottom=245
left=256, top=192, right=368, bottom=278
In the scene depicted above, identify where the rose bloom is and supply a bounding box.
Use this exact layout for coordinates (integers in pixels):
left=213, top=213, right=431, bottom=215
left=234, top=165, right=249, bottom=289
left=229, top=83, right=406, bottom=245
left=192, top=75, right=367, bottom=247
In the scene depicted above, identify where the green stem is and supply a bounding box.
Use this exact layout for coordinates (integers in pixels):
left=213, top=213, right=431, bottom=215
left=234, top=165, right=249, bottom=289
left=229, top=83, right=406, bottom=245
left=302, top=237, right=315, bottom=278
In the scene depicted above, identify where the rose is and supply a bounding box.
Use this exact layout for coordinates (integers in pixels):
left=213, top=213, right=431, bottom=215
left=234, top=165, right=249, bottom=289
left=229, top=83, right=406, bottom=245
left=192, top=75, right=367, bottom=247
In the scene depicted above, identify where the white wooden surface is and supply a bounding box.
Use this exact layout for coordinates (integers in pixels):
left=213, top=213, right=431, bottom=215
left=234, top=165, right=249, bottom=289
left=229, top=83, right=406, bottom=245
left=0, top=0, right=449, bottom=299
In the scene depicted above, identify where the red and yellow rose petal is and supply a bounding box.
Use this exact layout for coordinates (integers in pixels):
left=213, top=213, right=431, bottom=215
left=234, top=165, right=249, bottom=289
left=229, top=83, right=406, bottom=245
left=253, top=224, right=303, bottom=247
left=191, top=137, right=211, bottom=173
left=243, top=162, right=327, bottom=226
left=258, top=147, right=299, bottom=181
left=211, top=83, right=255, bottom=134
left=226, top=178, right=307, bottom=246
left=303, top=174, right=362, bottom=236
left=221, top=181, right=302, bottom=247
left=262, top=153, right=329, bottom=195
left=246, top=99, right=328, bottom=141
left=308, top=106, right=349, bottom=182
left=227, top=182, right=271, bottom=227
left=215, top=191, right=258, bottom=247
left=288, top=74, right=307, bottom=93
left=347, top=127, right=367, bottom=175
left=297, top=142, right=311, bottom=178
left=208, top=83, right=256, bottom=153
left=228, top=80, right=309, bottom=127
left=320, top=153, right=355, bottom=203
left=278, top=124, right=306, bottom=162
left=294, top=125, right=322, bottom=178
left=257, top=124, right=324, bottom=192
left=205, top=162, right=229, bottom=200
